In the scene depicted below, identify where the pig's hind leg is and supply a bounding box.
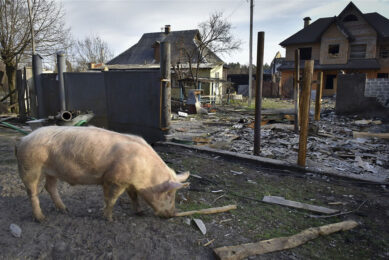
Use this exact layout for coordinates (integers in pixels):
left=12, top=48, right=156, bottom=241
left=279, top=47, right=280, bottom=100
left=45, top=175, right=67, bottom=212
left=20, top=168, right=46, bottom=222
left=103, top=182, right=126, bottom=221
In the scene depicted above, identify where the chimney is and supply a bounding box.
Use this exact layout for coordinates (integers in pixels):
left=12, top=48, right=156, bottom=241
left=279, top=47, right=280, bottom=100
left=165, top=25, right=171, bottom=34
left=304, top=17, right=311, bottom=28
left=152, top=41, right=161, bottom=62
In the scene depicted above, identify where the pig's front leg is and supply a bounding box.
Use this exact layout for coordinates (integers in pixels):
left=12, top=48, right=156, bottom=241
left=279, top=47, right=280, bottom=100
left=126, top=188, right=142, bottom=215
left=103, top=182, right=126, bottom=221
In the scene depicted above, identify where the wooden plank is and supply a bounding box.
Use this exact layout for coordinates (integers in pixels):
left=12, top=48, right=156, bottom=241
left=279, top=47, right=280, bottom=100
left=353, top=132, right=389, bottom=139
left=214, top=220, right=358, bottom=260
left=262, top=196, right=339, bottom=214
left=174, top=204, right=237, bottom=217
left=297, top=60, right=314, bottom=166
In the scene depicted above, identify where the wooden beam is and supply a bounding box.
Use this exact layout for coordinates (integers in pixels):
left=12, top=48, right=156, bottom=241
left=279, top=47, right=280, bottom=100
left=314, top=72, right=323, bottom=121
left=297, top=60, right=314, bottom=167
left=174, top=204, right=237, bottom=217
left=353, top=132, right=389, bottom=139
left=213, top=220, right=358, bottom=260
left=0, top=89, right=17, bottom=103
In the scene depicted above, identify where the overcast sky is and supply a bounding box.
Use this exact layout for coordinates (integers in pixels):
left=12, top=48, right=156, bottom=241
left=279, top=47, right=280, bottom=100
left=61, top=0, right=389, bottom=65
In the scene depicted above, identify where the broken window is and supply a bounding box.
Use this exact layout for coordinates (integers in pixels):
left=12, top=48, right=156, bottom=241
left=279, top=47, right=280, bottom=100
left=377, top=73, right=388, bottom=78
left=299, top=47, right=312, bottom=60
left=328, top=44, right=340, bottom=56
left=343, top=14, right=358, bottom=22
left=380, top=45, right=389, bottom=58
left=350, top=44, right=366, bottom=59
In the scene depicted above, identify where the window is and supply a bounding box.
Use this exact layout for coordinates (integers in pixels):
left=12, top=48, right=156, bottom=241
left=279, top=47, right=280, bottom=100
left=350, top=44, right=366, bottom=59
left=299, top=47, right=312, bottom=60
left=377, top=73, right=388, bottom=78
left=328, top=44, right=340, bottom=57
left=380, top=45, right=389, bottom=58
left=343, top=14, right=358, bottom=22
left=325, top=75, right=336, bottom=89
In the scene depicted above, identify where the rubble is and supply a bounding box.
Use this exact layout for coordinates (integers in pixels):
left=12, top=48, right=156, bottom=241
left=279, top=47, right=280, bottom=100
left=169, top=99, right=389, bottom=181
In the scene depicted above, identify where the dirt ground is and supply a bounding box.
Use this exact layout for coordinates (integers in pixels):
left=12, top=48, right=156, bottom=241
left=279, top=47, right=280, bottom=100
left=0, top=127, right=389, bottom=259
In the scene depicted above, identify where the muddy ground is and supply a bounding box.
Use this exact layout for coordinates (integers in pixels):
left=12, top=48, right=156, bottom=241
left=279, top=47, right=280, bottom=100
left=0, top=128, right=389, bottom=259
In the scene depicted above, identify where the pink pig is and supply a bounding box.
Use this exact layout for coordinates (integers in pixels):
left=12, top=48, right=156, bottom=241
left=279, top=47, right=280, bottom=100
left=16, top=126, right=190, bottom=222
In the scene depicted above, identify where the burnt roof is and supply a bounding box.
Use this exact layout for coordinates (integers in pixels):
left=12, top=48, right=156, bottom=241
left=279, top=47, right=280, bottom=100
left=280, top=2, right=389, bottom=47
left=108, top=29, right=224, bottom=65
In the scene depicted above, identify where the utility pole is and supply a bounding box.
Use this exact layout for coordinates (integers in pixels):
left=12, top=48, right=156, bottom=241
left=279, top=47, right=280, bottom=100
left=248, top=0, right=254, bottom=107
left=26, top=0, right=35, bottom=54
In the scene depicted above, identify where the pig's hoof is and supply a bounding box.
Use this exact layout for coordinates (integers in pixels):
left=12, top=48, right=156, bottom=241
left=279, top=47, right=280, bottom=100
left=35, top=215, right=46, bottom=223
left=104, top=213, right=113, bottom=222
left=135, top=210, right=145, bottom=216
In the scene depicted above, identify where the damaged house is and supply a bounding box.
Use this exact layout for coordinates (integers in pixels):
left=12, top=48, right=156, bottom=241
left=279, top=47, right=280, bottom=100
left=279, top=1, right=389, bottom=97
left=106, top=25, right=228, bottom=103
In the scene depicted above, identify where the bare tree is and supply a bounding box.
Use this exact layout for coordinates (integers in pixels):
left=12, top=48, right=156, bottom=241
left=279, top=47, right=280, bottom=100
left=71, top=35, right=114, bottom=71
left=174, top=12, right=241, bottom=93
left=0, top=0, right=70, bottom=111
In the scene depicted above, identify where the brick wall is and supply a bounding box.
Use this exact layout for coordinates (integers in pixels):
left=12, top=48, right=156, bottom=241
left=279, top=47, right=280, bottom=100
left=365, top=78, right=389, bottom=107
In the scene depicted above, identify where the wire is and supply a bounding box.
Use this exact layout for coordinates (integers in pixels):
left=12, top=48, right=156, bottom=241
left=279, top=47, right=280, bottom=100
left=226, top=0, right=247, bottom=20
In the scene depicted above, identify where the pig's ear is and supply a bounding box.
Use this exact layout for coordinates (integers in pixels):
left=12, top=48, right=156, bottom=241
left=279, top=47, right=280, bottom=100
left=176, top=171, right=190, bottom=183
left=165, top=181, right=190, bottom=192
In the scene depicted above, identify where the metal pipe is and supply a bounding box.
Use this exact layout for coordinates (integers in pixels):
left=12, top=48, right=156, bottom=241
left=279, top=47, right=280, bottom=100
left=53, top=110, right=72, bottom=122
left=160, top=41, right=171, bottom=132
left=248, top=0, right=254, bottom=107
left=57, top=51, right=66, bottom=112
left=254, top=32, right=264, bottom=156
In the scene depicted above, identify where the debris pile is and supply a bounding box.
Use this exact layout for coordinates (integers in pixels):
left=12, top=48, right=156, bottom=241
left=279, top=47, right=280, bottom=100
left=170, top=99, right=389, bottom=181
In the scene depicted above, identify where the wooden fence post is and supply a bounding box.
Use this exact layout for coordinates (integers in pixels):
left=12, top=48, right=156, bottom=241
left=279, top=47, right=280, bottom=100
left=297, top=60, right=314, bottom=167
left=254, top=31, right=264, bottom=156
left=294, top=49, right=300, bottom=133
left=314, top=72, right=323, bottom=121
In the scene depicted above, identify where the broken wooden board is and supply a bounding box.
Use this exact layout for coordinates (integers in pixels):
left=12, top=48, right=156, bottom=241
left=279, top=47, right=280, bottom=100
left=174, top=205, right=237, bottom=217
left=353, top=132, right=389, bottom=139
left=247, top=120, right=269, bottom=128
left=262, top=196, right=339, bottom=214
left=214, top=220, right=358, bottom=260
left=192, top=136, right=212, bottom=144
